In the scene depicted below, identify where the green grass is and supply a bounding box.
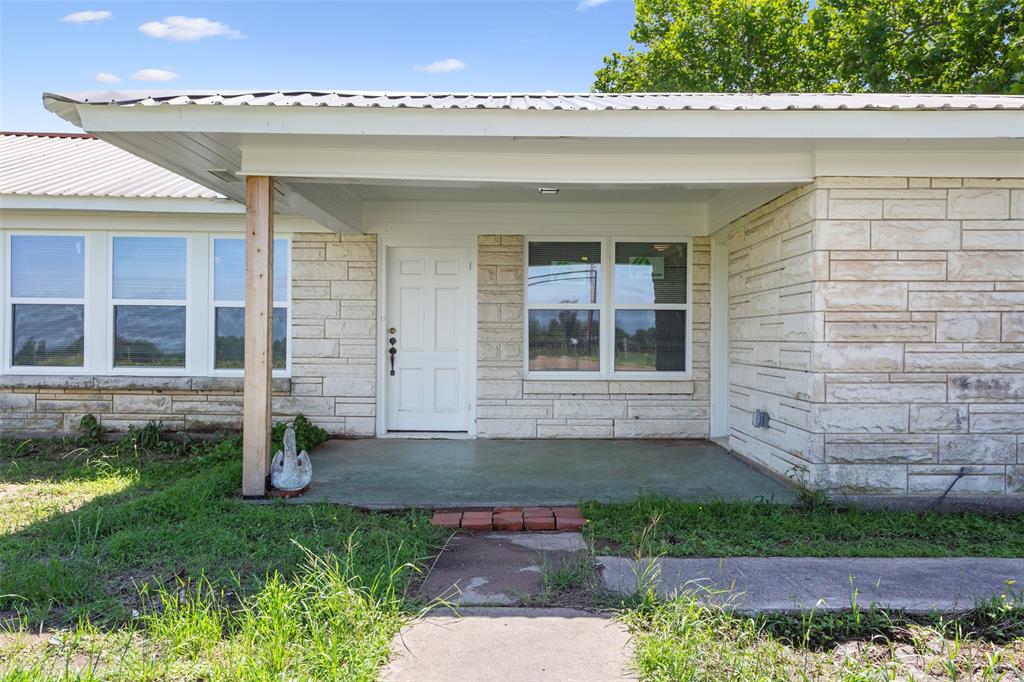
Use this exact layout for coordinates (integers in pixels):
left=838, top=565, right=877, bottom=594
left=0, top=429, right=447, bottom=680
left=583, top=496, right=1024, bottom=558
left=620, top=587, right=1024, bottom=681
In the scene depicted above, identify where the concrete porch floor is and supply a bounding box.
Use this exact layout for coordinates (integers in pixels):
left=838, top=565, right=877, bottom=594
left=295, top=439, right=796, bottom=508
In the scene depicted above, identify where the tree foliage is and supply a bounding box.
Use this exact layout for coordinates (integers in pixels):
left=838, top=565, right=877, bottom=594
left=594, top=0, right=1024, bottom=94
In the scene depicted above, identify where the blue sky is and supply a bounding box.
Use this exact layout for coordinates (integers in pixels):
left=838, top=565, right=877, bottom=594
left=1, top=0, right=636, bottom=132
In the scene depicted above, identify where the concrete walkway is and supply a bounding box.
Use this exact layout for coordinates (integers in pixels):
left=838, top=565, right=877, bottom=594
left=383, top=607, right=635, bottom=681
left=299, top=438, right=795, bottom=507
left=599, top=556, right=1024, bottom=614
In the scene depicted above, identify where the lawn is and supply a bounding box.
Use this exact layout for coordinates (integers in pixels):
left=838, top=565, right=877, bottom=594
left=583, top=495, right=1024, bottom=558
left=0, top=426, right=446, bottom=680
left=622, top=591, right=1024, bottom=681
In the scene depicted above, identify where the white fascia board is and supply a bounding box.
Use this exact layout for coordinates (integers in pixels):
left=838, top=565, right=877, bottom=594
left=0, top=194, right=242, bottom=214
left=69, top=104, right=1024, bottom=140
left=813, top=148, right=1024, bottom=178
left=0, top=208, right=330, bottom=233
left=239, top=145, right=815, bottom=185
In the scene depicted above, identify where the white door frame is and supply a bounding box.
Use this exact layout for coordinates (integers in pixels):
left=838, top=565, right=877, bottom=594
left=375, top=235, right=478, bottom=437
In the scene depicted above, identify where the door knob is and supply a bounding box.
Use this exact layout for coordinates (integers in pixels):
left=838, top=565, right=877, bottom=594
left=388, top=334, right=397, bottom=376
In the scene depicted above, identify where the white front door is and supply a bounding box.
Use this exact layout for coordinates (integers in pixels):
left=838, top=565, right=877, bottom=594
left=385, top=246, right=470, bottom=432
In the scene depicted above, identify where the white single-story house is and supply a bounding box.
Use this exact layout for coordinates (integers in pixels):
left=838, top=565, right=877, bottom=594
left=0, top=91, right=1022, bottom=499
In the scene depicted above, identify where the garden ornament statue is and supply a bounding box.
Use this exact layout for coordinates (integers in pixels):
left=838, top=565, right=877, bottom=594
left=270, top=423, right=312, bottom=493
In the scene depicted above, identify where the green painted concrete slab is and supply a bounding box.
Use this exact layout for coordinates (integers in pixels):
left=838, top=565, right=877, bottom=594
left=295, top=439, right=796, bottom=508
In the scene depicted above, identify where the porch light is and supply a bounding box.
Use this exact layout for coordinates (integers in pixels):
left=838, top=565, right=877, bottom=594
left=537, top=187, right=559, bottom=195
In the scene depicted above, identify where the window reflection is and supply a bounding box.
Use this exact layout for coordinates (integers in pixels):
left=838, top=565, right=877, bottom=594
left=528, top=309, right=600, bottom=371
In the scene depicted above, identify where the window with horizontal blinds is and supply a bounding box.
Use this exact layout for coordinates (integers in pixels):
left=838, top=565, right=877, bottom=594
left=113, top=237, right=187, bottom=300
left=9, top=235, right=86, bottom=367
left=11, top=235, right=85, bottom=299
left=213, top=238, right=289, bottom=302
left=212, top=238, right=290, bottom=370
left=111, top=236, right=188, bottom=368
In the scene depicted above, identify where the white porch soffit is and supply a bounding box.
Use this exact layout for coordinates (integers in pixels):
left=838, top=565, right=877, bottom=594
left=40, top=90, right=1024, bottom=233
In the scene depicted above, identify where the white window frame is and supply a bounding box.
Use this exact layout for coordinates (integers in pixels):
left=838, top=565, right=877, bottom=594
left=107, top=233, right=192, bottom=375
left=3, top=231, right=90, bottom=375
left=208, top=234, right=292, bottom=376
left=523, top=236, right=692, bottom=381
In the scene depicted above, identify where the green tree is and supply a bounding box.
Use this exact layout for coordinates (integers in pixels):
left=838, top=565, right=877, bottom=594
left=594, top=0, right=1024, bottom=94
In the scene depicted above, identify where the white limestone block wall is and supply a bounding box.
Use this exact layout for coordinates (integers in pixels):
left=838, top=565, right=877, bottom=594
left=725, top=186, right=826, bottom=485
left=726, top=177, right=1024, bottom=496
left=289, top=232, right=378, bottom=436
left=476, top=235, right=711, bottom=439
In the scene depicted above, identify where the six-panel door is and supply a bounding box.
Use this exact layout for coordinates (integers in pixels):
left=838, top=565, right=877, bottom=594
left=385, top=247, right=469, bottom=431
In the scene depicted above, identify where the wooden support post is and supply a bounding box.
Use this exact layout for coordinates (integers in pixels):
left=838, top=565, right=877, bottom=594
left=242, top=175, right=274, bottom=498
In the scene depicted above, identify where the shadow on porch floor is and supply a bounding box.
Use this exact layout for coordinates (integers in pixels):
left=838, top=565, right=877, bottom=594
left=292, top=439, right=797, bottom=508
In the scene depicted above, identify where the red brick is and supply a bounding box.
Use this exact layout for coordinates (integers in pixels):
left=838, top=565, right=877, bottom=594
left=493, top=506, right=521, bottom=513
left=553, top=506, right=582, bottom=517
left=431, top=511, right=463, bottom=528
left=556, top=516, right=584, bottom=531
left=493, top=515, right=524, bottom=531
left=525, top=516, right=556, bottom=530
left=461, top=515, right=494, bottom=532
left=523, top=507, right=553, bottom=518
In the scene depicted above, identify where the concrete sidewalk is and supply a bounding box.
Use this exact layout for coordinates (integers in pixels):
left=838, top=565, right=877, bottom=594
left=599, top=556, right=1024, bottom=614
left=383, top=607, right=635, bottom=682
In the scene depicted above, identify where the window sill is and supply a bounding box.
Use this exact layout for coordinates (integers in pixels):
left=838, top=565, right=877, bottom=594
left=523, top=372, right=693, bottom=382
left=0, top=374, right=291, bottom=393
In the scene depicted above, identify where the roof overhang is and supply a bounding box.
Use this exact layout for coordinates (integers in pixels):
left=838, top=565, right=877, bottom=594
left=42, top=91, right=1024, bottom=234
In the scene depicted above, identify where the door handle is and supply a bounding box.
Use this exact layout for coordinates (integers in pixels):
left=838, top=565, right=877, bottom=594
left=388, top=334, right=397, bottom=376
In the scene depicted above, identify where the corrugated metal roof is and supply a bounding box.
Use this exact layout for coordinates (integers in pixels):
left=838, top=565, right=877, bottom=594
left=0, top=131, right=223, bottom=199
left=44, top=90, right=1024, bottom=111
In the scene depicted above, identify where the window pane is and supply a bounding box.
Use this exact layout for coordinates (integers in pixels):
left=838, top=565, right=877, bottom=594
left=112, top=237, right=187, bottom=300
left=114, top=305, right=186, bottom=367
left=615, top=309, right=686, bottom=372
left=11, top=304, right=84, bottom=366
left=214, top=307, right=287, bottom=369
left=528, top=309, right=600, bottom=371
left=527, top=241, right=601, bottom=304
left=11, top=236, right=85, bottom=298
left=614, top=242, right=687, bottom=305
left=213, top=238, right=289, bottom=302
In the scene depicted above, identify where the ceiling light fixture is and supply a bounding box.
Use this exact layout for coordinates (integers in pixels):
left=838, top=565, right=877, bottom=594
left=537, top=187, right=560, bottom=195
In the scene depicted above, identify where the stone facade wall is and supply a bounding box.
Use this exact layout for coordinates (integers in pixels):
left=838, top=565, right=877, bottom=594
left=0, top=232, right=379, bottom=438
left=476, top=234, right=711, bottom=438
left=725, top=186, right=825, bottom=485
left=811, top=177, right=1023, bottom=496
left=726, top=177, right=1024, bottom=496
left=288, top=232, right=378, bottom=436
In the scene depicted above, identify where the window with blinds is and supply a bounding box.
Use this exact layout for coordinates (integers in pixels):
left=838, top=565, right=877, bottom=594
left=9, top=235, right=86, bottom=367
left=212, top=237, right=289, bottom=370
left=111, top=236, right=187, bottom=368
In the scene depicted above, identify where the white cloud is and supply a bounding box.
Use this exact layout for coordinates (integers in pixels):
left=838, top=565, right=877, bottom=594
left=577, top=0, right=612, bottom=9
left=414, top=58, right=467, bottom=74
left=94, top=72, right=120, bottom=83
left=131, top=68, right=180, bottom=82
left=138, top=16, right=242, bottom=41
left=62, top=9, right=112, bottom=24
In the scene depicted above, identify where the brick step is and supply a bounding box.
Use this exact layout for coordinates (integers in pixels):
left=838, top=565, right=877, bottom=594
left=431, top=506, right=584, bottom=532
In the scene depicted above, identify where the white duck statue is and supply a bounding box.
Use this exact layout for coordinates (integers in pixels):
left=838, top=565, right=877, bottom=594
left=270, top=423, right=312, bottom=492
